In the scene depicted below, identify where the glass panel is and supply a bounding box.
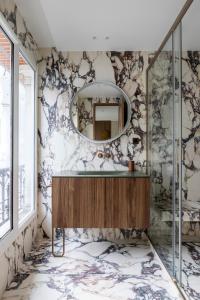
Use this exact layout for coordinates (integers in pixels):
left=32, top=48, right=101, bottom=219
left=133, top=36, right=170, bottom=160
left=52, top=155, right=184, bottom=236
left=18, top=53, right=35, bottom=222
left=0, top=27, right=13, bottom=238
left=148, top=36, right=175, bottom=276
left=173, top=23, right=182, bottom=283
left=181, top=1, right=200, bottom=297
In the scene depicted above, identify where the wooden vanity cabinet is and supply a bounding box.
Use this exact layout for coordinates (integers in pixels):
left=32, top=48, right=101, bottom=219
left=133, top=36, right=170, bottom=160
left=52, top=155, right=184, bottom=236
left=52, top=177, right=150, bottom=229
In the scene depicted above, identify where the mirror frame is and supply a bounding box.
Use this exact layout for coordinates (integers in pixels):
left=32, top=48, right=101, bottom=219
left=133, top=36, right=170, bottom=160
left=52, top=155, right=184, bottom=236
left=70, top=81, right=132, bottom=144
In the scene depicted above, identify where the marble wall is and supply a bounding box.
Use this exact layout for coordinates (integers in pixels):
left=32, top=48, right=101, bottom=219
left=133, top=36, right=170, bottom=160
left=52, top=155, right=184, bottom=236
left=0, top=218, right=37, bottom=298
left=0, top=0, right=37, bottom=59
left=0, top=0, right=38, bottom=297
left=147, top=50, right=174, bottom=239
left=182, top=51, right=200, bottom=238
left=37, top=49, right=149, bottom=238
left=148, top=49, right=200, bottom=239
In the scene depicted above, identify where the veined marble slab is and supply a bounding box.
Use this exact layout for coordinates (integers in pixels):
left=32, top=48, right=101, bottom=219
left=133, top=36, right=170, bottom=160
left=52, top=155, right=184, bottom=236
left=2, top=237, right=183, bottom=300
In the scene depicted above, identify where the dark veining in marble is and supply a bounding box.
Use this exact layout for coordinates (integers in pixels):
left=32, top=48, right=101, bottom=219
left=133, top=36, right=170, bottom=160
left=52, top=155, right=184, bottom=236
left=3, top=238, right=181, bottom=300
left=37, top=49, right=148, bottom=238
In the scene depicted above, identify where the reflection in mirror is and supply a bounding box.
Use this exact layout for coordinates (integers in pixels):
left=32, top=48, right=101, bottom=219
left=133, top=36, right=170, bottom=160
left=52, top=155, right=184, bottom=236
left=71, top=82, right=130, bottom=142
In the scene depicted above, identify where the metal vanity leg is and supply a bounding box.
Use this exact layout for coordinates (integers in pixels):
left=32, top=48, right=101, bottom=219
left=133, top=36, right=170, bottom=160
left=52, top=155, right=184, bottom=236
left=52, top=227, right=65, bottom=257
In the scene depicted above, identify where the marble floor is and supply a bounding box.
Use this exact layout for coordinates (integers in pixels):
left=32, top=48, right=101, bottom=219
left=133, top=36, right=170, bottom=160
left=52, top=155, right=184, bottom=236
left=182, top=242, right=200, bottom=300
left=2, top=237, right=183, bottom=300
left=152, top=241, right=200, bottom=300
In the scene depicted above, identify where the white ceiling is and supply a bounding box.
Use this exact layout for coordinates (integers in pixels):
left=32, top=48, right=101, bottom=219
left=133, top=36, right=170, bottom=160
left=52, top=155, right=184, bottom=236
left=182, top=0, right=200, bottom=50
left=15, top=0, right=199, bottom=51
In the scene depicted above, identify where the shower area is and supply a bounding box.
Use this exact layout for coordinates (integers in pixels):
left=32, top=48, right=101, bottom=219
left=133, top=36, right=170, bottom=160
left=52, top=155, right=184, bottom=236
left=147, top=0, right=200, bottom=299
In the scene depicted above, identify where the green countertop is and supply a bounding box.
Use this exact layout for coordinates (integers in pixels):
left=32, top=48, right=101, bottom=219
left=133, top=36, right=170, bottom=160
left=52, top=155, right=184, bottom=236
left=53, top=170, right=149, bottom=178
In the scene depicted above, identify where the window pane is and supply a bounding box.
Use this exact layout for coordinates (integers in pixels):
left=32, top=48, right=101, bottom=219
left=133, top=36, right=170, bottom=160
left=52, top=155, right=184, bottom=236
left=18, top=53, right=35, bottom=222
left=0, top=27, right=13, bottom=238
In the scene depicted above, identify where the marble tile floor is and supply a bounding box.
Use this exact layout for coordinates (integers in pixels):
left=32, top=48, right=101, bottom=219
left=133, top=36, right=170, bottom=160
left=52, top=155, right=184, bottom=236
left=182, top=242, right=200, bottom=300
left=153, top=241, right=200, bottom=300
left=1, top=237, right=183, bottom=300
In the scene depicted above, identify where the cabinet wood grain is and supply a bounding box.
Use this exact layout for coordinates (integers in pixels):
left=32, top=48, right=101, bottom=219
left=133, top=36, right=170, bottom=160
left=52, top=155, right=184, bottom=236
left=52, top=177, right=149, bottom=229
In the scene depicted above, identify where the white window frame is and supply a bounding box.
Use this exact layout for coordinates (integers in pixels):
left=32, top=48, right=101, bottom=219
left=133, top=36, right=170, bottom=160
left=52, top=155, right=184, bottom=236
left=0, top=12, right=37, bottom=255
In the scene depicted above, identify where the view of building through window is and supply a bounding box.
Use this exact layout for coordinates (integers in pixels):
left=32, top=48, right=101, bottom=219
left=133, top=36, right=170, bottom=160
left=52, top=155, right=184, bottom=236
left=0, top=28, right=13, bottom=238
left=18, top=53, right=35, bottom=222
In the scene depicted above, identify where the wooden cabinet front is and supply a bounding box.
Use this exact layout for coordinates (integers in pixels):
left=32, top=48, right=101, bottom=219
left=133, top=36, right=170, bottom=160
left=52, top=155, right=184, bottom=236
left=52, top=177, right=149, bottom=229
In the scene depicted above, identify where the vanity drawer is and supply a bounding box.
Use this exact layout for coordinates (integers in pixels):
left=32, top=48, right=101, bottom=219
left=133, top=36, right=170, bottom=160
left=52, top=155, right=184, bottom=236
left=104, top=178, right=149, bottom=228
left=52, top=178, right=105, bottom=227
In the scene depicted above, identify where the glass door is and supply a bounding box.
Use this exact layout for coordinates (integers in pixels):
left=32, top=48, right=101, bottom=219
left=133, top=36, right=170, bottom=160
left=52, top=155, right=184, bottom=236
left=148, top=36, right=174, bottom=275
left=173, top=23, right=182, bottom=284
left=147, top=24, right=182, bottom=279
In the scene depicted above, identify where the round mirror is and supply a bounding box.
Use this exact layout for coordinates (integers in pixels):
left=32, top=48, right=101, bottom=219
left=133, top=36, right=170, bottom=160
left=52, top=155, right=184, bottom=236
left=70, top=81, right=131, bottom=143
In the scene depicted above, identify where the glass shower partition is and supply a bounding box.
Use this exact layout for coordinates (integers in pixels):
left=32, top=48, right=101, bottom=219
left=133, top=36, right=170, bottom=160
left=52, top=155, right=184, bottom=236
left=147, top=24, right=182, bottom=280
left=173, top=23, right=182, bottom=284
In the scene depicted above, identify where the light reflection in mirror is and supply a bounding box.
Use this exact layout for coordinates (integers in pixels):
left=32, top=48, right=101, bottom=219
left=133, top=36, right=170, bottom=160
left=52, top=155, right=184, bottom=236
left=70, top=82, right=131, bottom=143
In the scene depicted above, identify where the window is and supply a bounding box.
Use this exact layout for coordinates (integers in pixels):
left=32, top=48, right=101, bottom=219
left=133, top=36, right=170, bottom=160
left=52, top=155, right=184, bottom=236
left=0, top=21, right=36, bottom=243
left=18, top=53, right=35, bottom=222
left=0, top=27, right=13, bottom=238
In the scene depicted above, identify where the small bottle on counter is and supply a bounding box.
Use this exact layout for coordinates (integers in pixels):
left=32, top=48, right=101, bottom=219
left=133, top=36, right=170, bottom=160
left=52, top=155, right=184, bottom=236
left=128, top=161, right=135, bottom=171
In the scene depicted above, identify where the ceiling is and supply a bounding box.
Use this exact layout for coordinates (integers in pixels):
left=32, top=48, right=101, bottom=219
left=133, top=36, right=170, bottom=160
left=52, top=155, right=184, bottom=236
left=14, top=0, right=198, bottom=51
left=182, top=0, right=200, bottom=50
